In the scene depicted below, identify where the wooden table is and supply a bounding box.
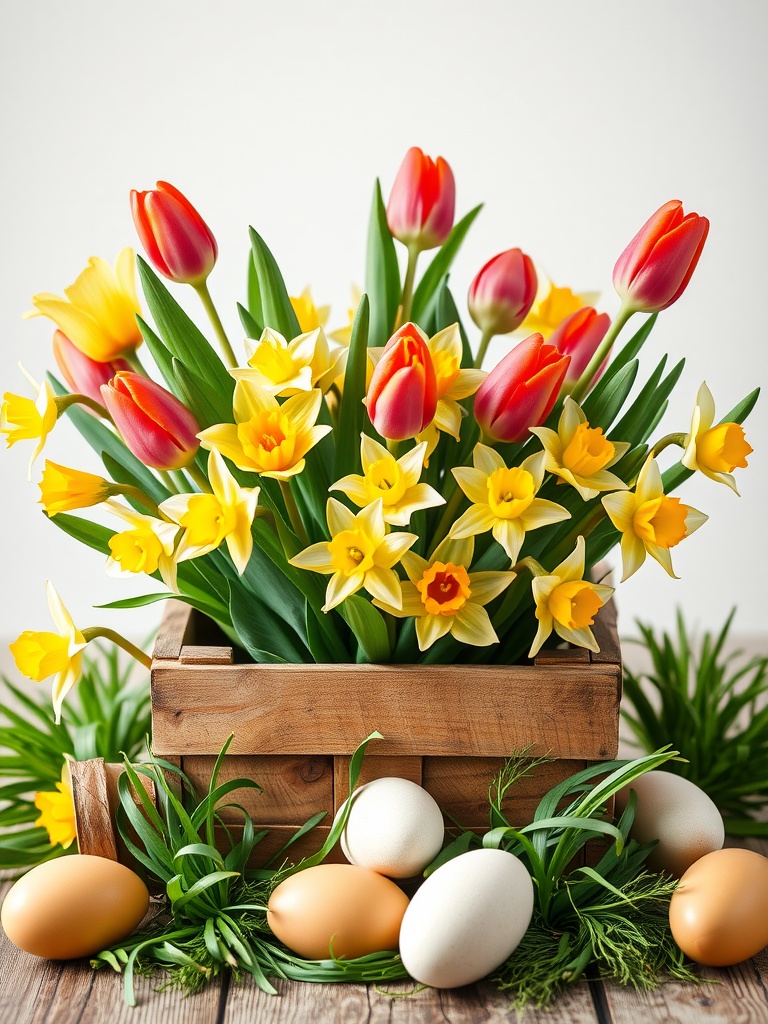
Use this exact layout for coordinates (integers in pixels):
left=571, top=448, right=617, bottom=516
left=2, top=837, right=767, bottom=1024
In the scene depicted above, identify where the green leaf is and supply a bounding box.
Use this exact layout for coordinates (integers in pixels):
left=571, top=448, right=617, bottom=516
left=581, top=359, right=639, bottom=431
left=365, top=179, right=400, bottom=347
left=238, top=301, right=262, bottom=340
left=227, top=581, right=308, bottom=664
left=247, top=248, right=264, bottom=329
left=248, top=227, right=301, bottom=339
left=337, top=594, right=391, bottom=663
left=411, top=204, right=483, bottom=323
left=171, top=357, right=232, bottom=428
left=47, top=512, right=114, bottom=556
left=333, top=294, right=370, bottom=480
left=606, top=313, right=657, bottom=375
left=305, top=602, right=334, bottom=663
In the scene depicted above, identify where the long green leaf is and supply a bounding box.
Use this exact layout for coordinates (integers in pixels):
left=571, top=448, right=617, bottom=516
left=47, top=511, right=113, bottom=556
left=365, top=179, right=400, bottom=347
left=411, top=204, right=483, bottom=323
left=333, top=294, right=370, bottom=480
left=246, top=249, right=264, bottom=329
left=238, top=301, right=262, bottom=340
left=337, top=594, right=390, bottom=663
left=228, top=581, right=308, bottom=663
left=248, top=228, right=301, bottom=339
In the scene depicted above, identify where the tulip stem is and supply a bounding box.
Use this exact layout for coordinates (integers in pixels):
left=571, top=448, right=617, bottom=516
left=570, top=305, right=635, bottom=404
left=429, top=486, right=464, bottom=556
left=474, top=328, right=495, bottom=369
left=56, top=393, right=112, bottom=423
left=80, top=628, right=152, bottom=670
left=399, top=245, right=420, bottom=326
left=194, top=282, right=238, bottom=368
left=280, top=480, right=309, bottom=546
left=187, top=462, right=213, bottom=493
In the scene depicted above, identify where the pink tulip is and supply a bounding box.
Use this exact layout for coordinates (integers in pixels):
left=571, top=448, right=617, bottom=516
left=550, top=307, right=611, bottom=387
left=52, top=331, right=130, bottom=405
left=130, top=181, right=218, bottom=286
left=386, top=147, right=455, bottom=251
left=474, top=334, right=570, bottom=443
left=366, top=323, right=438, bottom=440
left=468, top=248, right=538, bottom=336
left=613, top=200, right=709, bottom=313
left=101, top=372, right=200, bottom=469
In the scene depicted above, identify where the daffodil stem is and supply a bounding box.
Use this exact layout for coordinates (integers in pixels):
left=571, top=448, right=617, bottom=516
left=474, top=327, right=495, bottom=369
left=280, top=480, right=309, bottom=546
left=56, top=393, right=112, bottom=422
left=194, top=281, right=238, bottom=368
left=187, top=461, right=213, bottom=493
left=650, top=433, right=686, bottom=459
left=429, top=487, right=464, bottom=556
left=81, top=628, right=152, bottom=671
left=570, top=304, right=636, bottom=404
left=114, top=484, right=161, bottom=517
left=399, top=245, right=420, bottom=326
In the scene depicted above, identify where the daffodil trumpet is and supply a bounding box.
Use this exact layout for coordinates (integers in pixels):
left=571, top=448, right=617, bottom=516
left=39, top=460, right=161, bottom=518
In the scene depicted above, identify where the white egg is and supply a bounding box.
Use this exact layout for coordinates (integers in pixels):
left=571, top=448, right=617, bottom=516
left=616, top=769, right=724, bottom=877
left=399, top=847, right=534, bottom=988
left=337, top=777, right=445, bottom=878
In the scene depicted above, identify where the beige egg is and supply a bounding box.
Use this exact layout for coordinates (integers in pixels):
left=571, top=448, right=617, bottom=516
left=1, top=854, right=149, bottom=959
left=616, top=770, right=724, bottom=876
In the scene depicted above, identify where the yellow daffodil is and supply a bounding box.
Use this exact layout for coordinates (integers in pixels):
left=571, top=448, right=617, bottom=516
left=26, top=248, right=143, bottom=361
left=290, top=286, right=330, bottom=333
left=159, top=450, right=261, bottom=574
left=373, top=536, right=515, bottom=651
left=682, top=381, right=753, bottom=494
left=232, top=327, right=346, bottom=396
left=416, top=324, right=487, bottom=455
left=330, top=435, right=444, bottom=527
left=38, top=461, right=112, bottom=516
left=328, top=285, right=363, bottom=347
left=450, top=446, right=570, bottom=561
left=290, top=498, right=417, bottom=611
left=34, top=759, right=77, bottom=849
left=530, top=396, right=630, bottom=500
left=198, top=382, right=331, bottom=481
left=9, top=582, right=88, bottom=723
left=601, top=455, right=708, bottom=581
left=521, top=278, right=600, bottom=338
left=1, top=365, right=59, bottom=478
left=528, top=536, right=614, bottom=657
left=104, top=499, right=180, bottom=591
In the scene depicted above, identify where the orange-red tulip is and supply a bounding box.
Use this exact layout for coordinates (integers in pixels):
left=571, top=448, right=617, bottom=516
left=130, top=181, right=217, bottom=286
left=386, top=148, right=455, bottom=252
left=549, top=307, right=611, bottom=387
left=52, top=331, right=130, bottom=405
left=366, top=323, right=437, bottom=440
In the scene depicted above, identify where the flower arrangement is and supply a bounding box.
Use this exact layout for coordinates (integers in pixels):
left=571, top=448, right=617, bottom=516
left=2, top=147, right=758, bottom=711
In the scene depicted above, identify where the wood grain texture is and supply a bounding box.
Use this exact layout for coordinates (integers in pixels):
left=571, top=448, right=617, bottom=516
left=70, top=758, right=118, bottom=862
left=179, top=645, right=233, bottom=665
left=151, top=601, right=194, bottom=661
left=332, top=755, right=423, bottom=813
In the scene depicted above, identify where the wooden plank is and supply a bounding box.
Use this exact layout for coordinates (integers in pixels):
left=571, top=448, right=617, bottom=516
left=151, top=601, right=194, bottom=661
left=179, top=645, right=233, bottom=665
left=151, top=661, right=621, bottom=760
left=333, top=755, right=423, bottom=813
left=591, top=597, right=622, bottom=666
left=70, top=757, right=118, bottom=861
left=535, top=647, right=591, bottom=665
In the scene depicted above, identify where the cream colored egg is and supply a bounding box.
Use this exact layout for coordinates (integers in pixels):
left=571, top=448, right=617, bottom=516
left=338, top=777, right=445, bottom=878
left=616, top=770, right=724, bottom=877
left=399, top=848, right=534, bottom=988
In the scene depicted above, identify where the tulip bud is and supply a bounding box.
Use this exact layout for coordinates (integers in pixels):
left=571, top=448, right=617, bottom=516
left=468, top=249, right=538, bottom=336
left=386, top=147, right=455, bottom=252
left=549, top=307, right=611, bottom=388
left=474, top=334, right=570, bottom=443
left=130, top=181, right=218, bottom=285
left=101, top=372, right=200, bottom=470
left=613, top=200, right=709, bottom=313
left=366, top=323, right=438, bottom=440
left=52, top=331, right=130, bottom=405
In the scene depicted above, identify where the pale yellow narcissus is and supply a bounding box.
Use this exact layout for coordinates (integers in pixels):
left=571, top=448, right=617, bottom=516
left=601, top=455, right=708, bottom=581
left=289, top=498, right=417, bottom=612
left=104, top=499, right=180, bottom=591
left=682, top=381, right=753, bottom=493
left=34, top=759, right=77, bottom=849
left=198, top=381, right=331, bottom=481
left=530, top=396, right=630, bottom=501
left=159, top=450, right=261, bottom=574
left=521, top=278, right=600, bottom=338
left=9, top=582, right=88, bottom=724
left=372, top=536, right=515, bottom=651
left=38, top=461, right=112, bottom=516
left=330, top=435, right=444, bottom=527
left=450, top=446, right=570, bottom=562
left=416, top=324, right=487, bottom=455
left=26, top=248, right=143, bottom=361
left=1, top=366, right=59, bottom=478
left=290, top=287, right=330, bottom=333
left=231, top=327, right=346, bottom=396
left=528, top=536, right=614, bottom=657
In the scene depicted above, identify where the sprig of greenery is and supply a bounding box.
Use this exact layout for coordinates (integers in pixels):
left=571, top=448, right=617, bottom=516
left=622, top=609, right=768, bottom=835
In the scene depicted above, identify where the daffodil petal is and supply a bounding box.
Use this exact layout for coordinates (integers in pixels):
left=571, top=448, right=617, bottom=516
left=360, top=433, right=389, bottom=473
left=416, top=614, right=452, bottom=651
left=554, top=622, right=599, bottom=653
left=197, top=424, right=247, bottom=469
left=450, top=504, right=496, bottom=540
left=444, top=368, right=487, bottom=401
left=620, top=534, right=647, bottom=581
left=397, top=441, right=428, bottom=487
left=402, top=550, right=431, bottom=584
left=323, top=571, right=364, bottom=611
left=472, top=443, right=506, bottom=476
left=290, top=542, right=334, bottom=572
left=645, top=542, right=678, bottom=578
left=364, top=567, right=403, bottom=609
left=467, top=571, right=515, bottom=605
left=326, top=497, right=355, bottom=536
left=490, top=519, right=525, bottom=561
left=602, top=491, right=637, bottom=533
left=518, top=499, right=571, bottom=531
left=452, top=467, right=489, bottom=505
left=376, top=531, right=418, bottom=568
left=554, top=536, right=587, bottom=583
left=451, top=603, right=498, bottom=647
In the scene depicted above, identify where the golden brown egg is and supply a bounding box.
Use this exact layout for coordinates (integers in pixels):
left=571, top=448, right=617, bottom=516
left=267, top=863, right=409, bottom=960
left=1, top=854, right=150, bottom=960
left=669, top=848, right=768, bottom=966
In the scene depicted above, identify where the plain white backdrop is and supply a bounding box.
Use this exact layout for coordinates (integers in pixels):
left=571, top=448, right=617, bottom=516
left=1, top=0, right=766, bottom=663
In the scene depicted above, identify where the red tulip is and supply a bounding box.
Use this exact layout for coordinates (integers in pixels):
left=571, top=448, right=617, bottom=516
left=549, top=307, right=611, bottom=387
left=613, top=200, right=709, bottom=313
left=52, top=331, right=130, bottom=405
left=386, top=147, right=455, bottom=251
left=474, top=334, right=570, bottom=443
left=101, top=372, right=200, bottom=469
left=366, top=323, right=438, bottom=440
left=468, top=249, right=538, bottom=336
left=130, top=181, right=218, bottom=285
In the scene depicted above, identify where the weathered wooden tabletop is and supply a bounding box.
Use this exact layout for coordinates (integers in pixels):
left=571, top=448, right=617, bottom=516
left=1, top=837, right=767, bottom=1024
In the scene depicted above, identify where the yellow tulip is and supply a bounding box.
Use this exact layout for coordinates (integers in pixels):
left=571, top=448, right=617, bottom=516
left=104, top=499, right=180, bottom=591
left=528, top=536, right=614, bottom=657
left=26, top=248, right=143, bottom=361
left=198, top=381, right=331, bottom=481
left=330, top=435, right=444, bottom=527
left=1, top=366, right=59, bottom=478
left=290, top=286, right=330, bottom=333
left=290, top=498, right=417, bottom=611
left=415, top=324, right=487, bottom=456
left=160, top=450, right=261, bottom=574
left=530, top=396, right=630, bottom=500
left=232, top=327, right=346, bottom=396
left=521, top=278, right=600, bottom=338
left=34, top=759, right=77, bottom=849
left=682, top=382, right=753, bottom=493
left=451, top=445, right=570, bottom=562
left=601, top=455, right=708, bottom=581
left=38, top=461, right=112, bottom=516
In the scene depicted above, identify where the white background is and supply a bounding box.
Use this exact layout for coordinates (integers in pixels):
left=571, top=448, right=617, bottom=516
left=1, top=0, right=766, bottom=668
